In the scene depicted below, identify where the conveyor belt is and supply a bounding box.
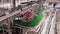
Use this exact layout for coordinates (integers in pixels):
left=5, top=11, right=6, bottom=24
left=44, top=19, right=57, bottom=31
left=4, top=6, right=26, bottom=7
left=12, top=11, right=43, bottom=27
left=55, top=11, right=60, bottom=34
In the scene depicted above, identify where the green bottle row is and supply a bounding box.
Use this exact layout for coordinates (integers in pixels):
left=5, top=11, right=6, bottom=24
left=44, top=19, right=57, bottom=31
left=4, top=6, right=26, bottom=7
left=11, top=10, right=43, bottom=27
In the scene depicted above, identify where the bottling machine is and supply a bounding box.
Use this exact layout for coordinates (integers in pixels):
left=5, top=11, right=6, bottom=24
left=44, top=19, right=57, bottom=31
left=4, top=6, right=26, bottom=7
left=0, top=0, right=44, bottom=34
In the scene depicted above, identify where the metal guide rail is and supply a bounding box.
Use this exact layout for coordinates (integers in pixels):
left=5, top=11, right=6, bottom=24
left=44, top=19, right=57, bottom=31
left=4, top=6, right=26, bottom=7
left=41, top=9, right=56, bottom=34
left=55, top=9, right=60, bottom=34
left=49, top=11, right=56, bottom=34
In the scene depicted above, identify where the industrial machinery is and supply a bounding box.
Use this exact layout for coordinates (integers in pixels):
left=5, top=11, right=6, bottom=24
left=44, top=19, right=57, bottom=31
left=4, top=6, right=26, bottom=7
left=11, top=10, right=43, bottom=27
left=0, top=0, right=44, bottom=34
